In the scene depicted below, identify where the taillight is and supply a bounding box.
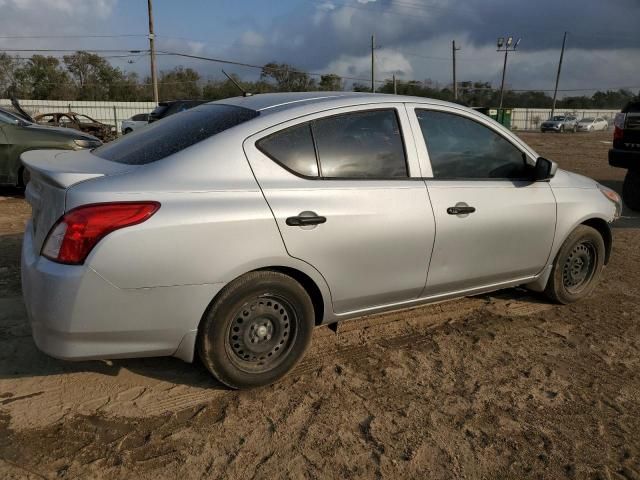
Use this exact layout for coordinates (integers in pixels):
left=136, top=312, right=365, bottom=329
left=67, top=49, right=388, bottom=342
left=613, top=125, right=624, bottom=142
left=41, top=202, right=160, bottom=265
left=613, top=113, right=626, bottom=145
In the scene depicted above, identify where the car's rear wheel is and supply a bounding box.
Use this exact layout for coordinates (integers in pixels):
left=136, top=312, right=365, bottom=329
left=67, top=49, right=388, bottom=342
left=544, top=225, right=605, bottom=304
left=623, top=169, right=640, bottom=211
left=198, top=271, right=314, bottom=389
left=123, top=128, right=133, bottom=134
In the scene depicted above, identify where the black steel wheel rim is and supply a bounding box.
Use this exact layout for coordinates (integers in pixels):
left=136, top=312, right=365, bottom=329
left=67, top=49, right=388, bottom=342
left=226, top=295, right=297, bottom=373
left=562, top=241, right=597, bottom=293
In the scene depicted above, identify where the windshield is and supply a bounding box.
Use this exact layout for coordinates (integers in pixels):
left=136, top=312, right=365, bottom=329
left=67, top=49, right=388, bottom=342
left=581, top=118, right=594, bottom=122
left=0, top=110, right=20, bottom=124
left=93, top=104, right=259, bottom=165
left=551, top=116, right=565, bottom=121
left=76, top=114, right=96, bottom=124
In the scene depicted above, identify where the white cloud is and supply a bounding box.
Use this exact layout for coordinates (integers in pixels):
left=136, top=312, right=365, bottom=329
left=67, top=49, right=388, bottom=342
left=240, top=30, right=266, bottom=48
left=324, top=50, right=413, bottom=82
left=187, top=41, right=205, bottom=55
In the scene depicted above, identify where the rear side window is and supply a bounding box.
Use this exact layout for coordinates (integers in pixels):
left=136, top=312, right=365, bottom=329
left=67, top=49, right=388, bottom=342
left=132, top=113, right=148, bottom=121
left=93, top=104, right=259, bottom=165
left=313, top=110, right=407, bottom=178
left=257, top=124, right=318, bottom=177
left=416, top=109, right=528, bottom=179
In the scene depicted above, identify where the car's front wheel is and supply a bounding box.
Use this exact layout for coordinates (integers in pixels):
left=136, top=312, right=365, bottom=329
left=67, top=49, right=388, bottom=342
left=198, top=271, right=315, bottom=389
left=544, top=225, right=605, bottom=304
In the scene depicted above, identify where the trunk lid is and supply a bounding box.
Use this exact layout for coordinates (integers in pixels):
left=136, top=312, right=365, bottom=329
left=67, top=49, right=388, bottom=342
left=22, top=149, right=135, bottom=252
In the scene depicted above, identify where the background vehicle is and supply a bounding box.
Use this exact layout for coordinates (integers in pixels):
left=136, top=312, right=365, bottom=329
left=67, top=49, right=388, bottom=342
left=609, top=101, right=640, bottom=210
left=21, top=93, right=620, bottom=389
left=577, top=117, right=609, bottom=132
left=541, top=114, right=579, bottom=133
left=148, top=100, right=206, bottom=123
left=121, top=113, right=149, bottom=134
left=0, top=107, right=101, bottom=186
left=34, top=112, right=116, bottom=142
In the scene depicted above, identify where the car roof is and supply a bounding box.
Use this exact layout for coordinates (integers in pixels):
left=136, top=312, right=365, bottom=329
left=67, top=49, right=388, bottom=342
left=210, top=91, right=466, bottom=115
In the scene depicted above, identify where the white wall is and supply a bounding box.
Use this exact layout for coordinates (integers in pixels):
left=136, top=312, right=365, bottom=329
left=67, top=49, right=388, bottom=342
left=510, top=108, right=619, bottom=130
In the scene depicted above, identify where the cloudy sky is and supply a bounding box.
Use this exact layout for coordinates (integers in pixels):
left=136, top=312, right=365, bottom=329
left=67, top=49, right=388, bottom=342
left=1, top=0, right=639, bottom=96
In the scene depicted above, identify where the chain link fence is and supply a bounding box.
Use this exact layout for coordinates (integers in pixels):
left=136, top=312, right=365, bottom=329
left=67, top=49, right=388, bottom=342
left=511, top=108, right=619, bottom=131
left=0, top=99, right=156, bottom=134
left=0, top=99, right=622, bottom=133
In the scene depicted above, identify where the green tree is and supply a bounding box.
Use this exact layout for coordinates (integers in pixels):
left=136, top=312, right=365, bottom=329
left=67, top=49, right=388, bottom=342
left=63, top=51, right=127, bottom=100
left=14, top=55, right=74, bottom=100
left=318, top=74, right=343, bottom=91
left=0, top=53, right=20, bottom=98
left=157, top=66, right=201, bottom=100
left=260, top=62, right=316, bottom=92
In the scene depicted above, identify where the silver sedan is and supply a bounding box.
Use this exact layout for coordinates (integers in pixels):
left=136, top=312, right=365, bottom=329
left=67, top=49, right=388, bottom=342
left=21, top=92, right=622, bottom=388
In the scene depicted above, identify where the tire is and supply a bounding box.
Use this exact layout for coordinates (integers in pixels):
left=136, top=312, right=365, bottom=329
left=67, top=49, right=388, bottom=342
left=560, top=125, right=565, bottom=133
left=198, top=271, right=315, bottom=389
left=622, top=169, right=640, bottom=212
left=572, top=125, right=577, bottom=133
left=16, top=167, right=26, bottom=190
left=123, top=128, right=132, bottom=134
left=544, top=225, right=605, bottom=304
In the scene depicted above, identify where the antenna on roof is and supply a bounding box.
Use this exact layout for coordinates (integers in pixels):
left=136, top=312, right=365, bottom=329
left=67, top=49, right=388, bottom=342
left=222, top=69, right=253, bottom=97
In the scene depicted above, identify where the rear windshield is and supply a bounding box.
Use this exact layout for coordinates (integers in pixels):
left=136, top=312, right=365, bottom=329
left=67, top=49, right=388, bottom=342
left=93, top=104, right=259, bottom=165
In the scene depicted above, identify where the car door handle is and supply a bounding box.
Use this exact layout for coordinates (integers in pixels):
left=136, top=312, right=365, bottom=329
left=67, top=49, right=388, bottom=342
left=447, top=206, right=476, bottom=215
left=286, top=214, right=327, bottom=226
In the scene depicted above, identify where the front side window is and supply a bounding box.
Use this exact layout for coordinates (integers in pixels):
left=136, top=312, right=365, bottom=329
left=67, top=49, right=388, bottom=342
left=257, top=124, right=318, bottom=177
left=416, top=109, right=528, bottom=179
left=313, top=110, right=407, bottom=178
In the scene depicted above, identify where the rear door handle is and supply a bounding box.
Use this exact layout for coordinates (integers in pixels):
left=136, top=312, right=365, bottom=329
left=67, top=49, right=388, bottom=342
left=447, top=205, right=476, bottom=215
left=286, top=213, right=327, bottom=226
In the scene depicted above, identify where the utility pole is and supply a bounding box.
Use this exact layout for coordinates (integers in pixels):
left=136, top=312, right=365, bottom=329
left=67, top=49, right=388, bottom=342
left=371, top=34, right=375, bottom=93
left=452, top=40, right=460, bottom=100
left=496, top=36, right=521, bottom=111
left=393, top=74, right=397, bottom=95
left=551, top=32, right=567, bottom=119
left=147, top=0, right=159, bottom=105
left=498, top=48, right=508, bottom=110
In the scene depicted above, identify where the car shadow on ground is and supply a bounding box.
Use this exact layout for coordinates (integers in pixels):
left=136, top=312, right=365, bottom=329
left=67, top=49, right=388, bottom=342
left=0, top=187, right=25, bottom=199
left=597, top=179, right=640, bottom=229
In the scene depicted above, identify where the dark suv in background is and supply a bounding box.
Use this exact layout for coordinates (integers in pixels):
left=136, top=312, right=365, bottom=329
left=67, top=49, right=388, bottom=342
left=148, top=100, right=206, bottom=123
left=609, top=101, right=640, bottom=210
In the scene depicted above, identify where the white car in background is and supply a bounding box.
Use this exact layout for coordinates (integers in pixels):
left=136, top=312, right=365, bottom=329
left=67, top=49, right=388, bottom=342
left=121, top=113, right=150, bottom=134
left=577, top=117, right=609, bottom=132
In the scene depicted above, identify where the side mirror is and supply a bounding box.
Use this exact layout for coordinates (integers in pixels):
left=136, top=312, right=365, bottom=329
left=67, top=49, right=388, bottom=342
left=532, top=157, right=556, bottom=181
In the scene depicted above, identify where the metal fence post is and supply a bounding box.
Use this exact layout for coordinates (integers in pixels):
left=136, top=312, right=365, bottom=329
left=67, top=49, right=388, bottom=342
left=113, top=105, right=118, bottom=138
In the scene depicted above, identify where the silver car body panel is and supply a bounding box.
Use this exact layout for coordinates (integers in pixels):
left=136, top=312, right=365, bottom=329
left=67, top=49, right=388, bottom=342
left=20, top=92, right=618, bottom=363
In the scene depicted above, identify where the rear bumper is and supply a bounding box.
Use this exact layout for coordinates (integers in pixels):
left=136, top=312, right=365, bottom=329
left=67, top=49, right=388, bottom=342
left=609, top=148, right=640, bottom=169
left=21, top=223, right=223, bottom=362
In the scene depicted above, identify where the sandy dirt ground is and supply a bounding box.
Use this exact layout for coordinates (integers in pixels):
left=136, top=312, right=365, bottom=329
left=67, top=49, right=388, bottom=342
left=1, top=131, right=639, bottom=479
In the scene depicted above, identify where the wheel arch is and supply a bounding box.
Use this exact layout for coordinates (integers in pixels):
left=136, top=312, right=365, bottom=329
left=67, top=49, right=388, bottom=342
left=581, top=217, right=612, bottom=265
left=253, top=266, right=326, bottom=326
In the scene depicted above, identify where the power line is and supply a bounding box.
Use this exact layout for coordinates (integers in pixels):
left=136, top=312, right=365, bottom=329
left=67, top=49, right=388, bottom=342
left=0, top=49, right=147, bottom=53
left=0, top=34, right=146, bottom=39
left=157, top=50, right=388, bottom=84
